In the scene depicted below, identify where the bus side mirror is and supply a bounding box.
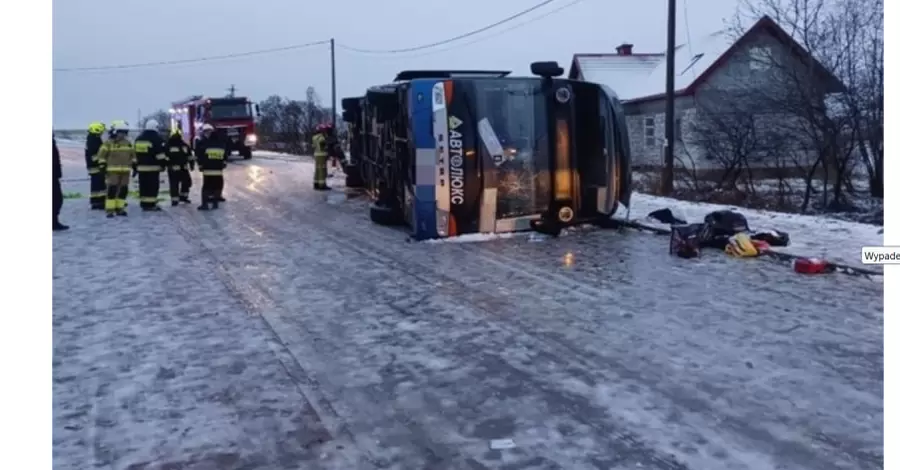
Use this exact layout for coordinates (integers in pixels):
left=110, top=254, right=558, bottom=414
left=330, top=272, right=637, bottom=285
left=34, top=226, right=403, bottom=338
left=254, top=104, right=260, bottom=115
left=342, top=111, right=352, bottom=122
left=531, top=61, right=564, bottom=78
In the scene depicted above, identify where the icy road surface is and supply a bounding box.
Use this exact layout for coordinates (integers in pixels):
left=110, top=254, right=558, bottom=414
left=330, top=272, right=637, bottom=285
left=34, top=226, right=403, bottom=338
left=54, top=147, right=884, bottom=470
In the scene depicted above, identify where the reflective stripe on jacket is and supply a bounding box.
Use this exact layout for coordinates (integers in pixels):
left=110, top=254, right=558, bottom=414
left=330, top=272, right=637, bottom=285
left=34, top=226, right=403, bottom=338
left=96, top=140, right=136, bottom=173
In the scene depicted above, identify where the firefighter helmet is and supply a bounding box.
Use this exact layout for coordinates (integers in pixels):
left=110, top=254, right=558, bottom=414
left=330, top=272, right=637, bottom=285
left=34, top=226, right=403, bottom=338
left=88, top=121, right=106, bottom=134
left=144, top=119, right=160, bottom=131
left=108, top=120, right=131, bottom=134
left=201, top=123, right=215, bottom=132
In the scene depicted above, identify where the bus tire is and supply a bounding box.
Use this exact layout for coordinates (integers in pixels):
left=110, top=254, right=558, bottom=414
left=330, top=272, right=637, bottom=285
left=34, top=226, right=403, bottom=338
left=370, top=203, right=404, bottom=226
left=241, top=148, right=252, bottom=160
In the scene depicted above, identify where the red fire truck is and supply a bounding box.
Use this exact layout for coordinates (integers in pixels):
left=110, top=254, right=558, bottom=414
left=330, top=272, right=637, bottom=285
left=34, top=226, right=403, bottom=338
left=169, top=95, right=260, bottom=160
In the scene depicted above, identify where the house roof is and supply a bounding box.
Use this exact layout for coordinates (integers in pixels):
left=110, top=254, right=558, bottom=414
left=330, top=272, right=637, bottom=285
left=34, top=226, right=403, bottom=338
left=568, top=15, right=845, bottom=103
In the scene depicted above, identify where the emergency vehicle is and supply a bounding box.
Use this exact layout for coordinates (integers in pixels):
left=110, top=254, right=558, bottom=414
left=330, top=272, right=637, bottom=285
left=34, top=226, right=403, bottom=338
left=169, top=95, right=260, bottom=160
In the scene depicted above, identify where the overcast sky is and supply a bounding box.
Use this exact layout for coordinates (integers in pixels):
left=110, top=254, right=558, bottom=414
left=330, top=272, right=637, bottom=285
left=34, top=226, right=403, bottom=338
left=52, top=0, right=739, bottom=128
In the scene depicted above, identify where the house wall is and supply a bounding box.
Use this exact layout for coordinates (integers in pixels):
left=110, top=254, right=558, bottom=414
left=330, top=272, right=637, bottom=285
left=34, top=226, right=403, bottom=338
left=623, top=30, right=828, bottom=173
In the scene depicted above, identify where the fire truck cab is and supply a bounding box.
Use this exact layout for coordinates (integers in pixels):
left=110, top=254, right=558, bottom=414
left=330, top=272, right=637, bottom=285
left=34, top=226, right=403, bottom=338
left=169, top=95, right=260, bottom=160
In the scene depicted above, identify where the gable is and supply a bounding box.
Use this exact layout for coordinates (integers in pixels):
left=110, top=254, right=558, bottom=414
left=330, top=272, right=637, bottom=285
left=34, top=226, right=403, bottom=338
left=570, top=15, right=845, bottom=104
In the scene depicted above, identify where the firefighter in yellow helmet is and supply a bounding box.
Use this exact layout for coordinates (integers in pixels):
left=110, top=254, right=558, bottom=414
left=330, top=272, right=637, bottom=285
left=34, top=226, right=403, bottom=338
left=311, top=123, right=331, bottom=190
left=133, top=119, right=168, bottom=211
left=85, top=121, right=106, bottom=209
left=96, top=120, right=136, bottom=217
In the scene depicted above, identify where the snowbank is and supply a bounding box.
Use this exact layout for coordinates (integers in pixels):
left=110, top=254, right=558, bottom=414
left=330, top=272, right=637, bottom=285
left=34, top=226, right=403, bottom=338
left=622, top=192, right=882, bottom=271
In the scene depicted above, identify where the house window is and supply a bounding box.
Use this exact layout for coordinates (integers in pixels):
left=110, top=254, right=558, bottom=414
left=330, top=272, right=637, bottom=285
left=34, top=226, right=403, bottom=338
left=644, top=116, right=656, bottom=147
left=748, top=46, right=771, bottom=71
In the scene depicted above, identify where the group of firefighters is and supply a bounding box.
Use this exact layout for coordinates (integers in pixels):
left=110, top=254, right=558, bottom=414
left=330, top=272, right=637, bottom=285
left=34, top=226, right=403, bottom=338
left=82, top=119, right=229, bottom=217
left=52, top=120, right=341, bottom=229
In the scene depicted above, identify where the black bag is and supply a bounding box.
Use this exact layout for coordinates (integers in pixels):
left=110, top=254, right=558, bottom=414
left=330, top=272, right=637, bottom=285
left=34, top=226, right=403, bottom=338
left=670, top=223, right=705, bottom=258
left=703, top=210, right=750, bottom=237
left=750, top=229, right=790, bottom=247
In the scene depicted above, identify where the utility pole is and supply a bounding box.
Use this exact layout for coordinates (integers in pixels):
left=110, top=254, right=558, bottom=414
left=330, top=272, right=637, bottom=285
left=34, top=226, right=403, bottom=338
left=227, top=84, right=236, bottom=97
left=661, top=0, right=677, bottom=196
left=330, top=38, right=337, bottom=126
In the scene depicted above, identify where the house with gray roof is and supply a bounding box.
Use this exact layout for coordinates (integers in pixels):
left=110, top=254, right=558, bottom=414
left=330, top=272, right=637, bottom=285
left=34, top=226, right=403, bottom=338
left=569, top=15, right=844, bottom=173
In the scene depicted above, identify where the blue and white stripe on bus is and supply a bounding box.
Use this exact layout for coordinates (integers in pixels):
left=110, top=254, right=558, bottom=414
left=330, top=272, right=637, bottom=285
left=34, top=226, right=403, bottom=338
left=409, top=80, right=438, bottom=240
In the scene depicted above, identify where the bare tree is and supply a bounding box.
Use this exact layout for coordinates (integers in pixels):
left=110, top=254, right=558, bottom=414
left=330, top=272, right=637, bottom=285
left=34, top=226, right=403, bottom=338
left=687, top=88, right=795, bottom=195
left=253, top=90, right=326, bottom=154
left=139, top=109, right=171, bottom=132
left=736, top=0, right=883, bottom=209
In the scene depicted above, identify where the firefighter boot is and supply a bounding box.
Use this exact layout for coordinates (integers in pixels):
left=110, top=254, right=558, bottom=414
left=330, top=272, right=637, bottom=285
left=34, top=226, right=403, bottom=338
left=116, top=186, right=129, bottom=216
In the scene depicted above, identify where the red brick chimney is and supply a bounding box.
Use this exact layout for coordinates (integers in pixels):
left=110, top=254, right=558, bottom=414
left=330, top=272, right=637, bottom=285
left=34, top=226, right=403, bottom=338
left=615, top=43, right=634, bottom=56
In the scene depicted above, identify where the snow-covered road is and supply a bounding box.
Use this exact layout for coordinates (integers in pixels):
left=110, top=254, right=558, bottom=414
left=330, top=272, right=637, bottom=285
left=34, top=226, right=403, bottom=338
left=53, top=146, right=884, bottom=470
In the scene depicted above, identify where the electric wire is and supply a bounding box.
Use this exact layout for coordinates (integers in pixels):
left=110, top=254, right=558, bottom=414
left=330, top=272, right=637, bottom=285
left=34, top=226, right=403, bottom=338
left=54, top=0, right=569, bottom=72
left=337, top=0, right=586, bottom=60
left=336, top=0, right=561, bottom=54
left=53, top=40, right=330, bottom=72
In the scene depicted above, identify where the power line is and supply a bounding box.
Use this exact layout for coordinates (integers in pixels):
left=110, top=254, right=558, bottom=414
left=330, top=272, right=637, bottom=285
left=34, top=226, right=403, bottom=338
left=53, top=40, right=330, bottom=72
left=338, top=0, right=586, bottom=60
left=53, top=0, right=569, bottom=73
left=337, top=0, right=560, bottom=54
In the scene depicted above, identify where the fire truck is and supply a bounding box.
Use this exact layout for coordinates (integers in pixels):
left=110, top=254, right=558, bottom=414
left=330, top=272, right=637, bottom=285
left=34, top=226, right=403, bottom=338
left=169, top=95, right=260, bottom=160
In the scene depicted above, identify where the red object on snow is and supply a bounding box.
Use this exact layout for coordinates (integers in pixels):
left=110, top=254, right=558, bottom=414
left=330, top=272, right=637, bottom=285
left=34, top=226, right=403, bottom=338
left=793, top=257, right=830, bottom=274
left=751, top=239, right=770, bottom=251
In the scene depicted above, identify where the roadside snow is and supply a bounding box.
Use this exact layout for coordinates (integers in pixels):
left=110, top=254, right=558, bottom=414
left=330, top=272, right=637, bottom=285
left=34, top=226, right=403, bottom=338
left=253, top=150, right=307, bottom=160
left=621, top=192, right=882, bottom=271
left=425, top=232, right=520, bottom=244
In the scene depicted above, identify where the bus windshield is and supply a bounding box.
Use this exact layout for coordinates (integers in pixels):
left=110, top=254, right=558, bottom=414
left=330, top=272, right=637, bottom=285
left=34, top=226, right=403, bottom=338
left=470, top=78, right=550, bottom=218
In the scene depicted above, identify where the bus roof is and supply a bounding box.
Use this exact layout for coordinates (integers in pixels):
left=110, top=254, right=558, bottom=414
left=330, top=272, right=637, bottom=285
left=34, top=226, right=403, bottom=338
left=393, top=70, right=511, bottom=81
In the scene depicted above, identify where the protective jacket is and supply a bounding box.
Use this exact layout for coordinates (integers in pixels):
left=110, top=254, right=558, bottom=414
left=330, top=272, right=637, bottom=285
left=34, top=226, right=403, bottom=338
left=312, top=132, right=327, bottom=157
left=165, top=134, right=194, bottom=170
left=85, top=133, right=104, bottom=174
left=96, top=139, right=136, bottom=173
left=195, top=134, right=227, bottom=175
left=134, top=130, right=168, bottom=172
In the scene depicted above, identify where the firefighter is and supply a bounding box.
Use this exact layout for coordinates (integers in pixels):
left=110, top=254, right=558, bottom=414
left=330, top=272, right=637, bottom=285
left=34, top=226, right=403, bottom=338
left=133, top=119, right=168, bottom=211
left=165, top=128, right=194, bottom=206
left=311, top=123, right=331, bottom=190
left=194, top=123, right=227, bottom=210
left=96, top=120, right=136, bottom=217
left=52, top=136, right=69, bottom=231
left=85, top=122, right=106, bottom=210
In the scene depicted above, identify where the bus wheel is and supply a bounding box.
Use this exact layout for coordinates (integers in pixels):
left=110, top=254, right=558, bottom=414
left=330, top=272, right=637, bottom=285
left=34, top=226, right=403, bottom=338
left=241, top=148, right=252, bottom=160
left=369, top=203, right=404, bottom=226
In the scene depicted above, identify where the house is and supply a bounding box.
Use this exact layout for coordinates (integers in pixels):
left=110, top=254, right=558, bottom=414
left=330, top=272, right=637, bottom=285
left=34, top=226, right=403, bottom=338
left=568, top=15, right=845, bottom=172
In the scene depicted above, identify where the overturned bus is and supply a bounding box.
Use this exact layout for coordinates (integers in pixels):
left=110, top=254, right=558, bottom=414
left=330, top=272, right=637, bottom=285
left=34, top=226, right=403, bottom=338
left=340, top=61, right=632, bottom=240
